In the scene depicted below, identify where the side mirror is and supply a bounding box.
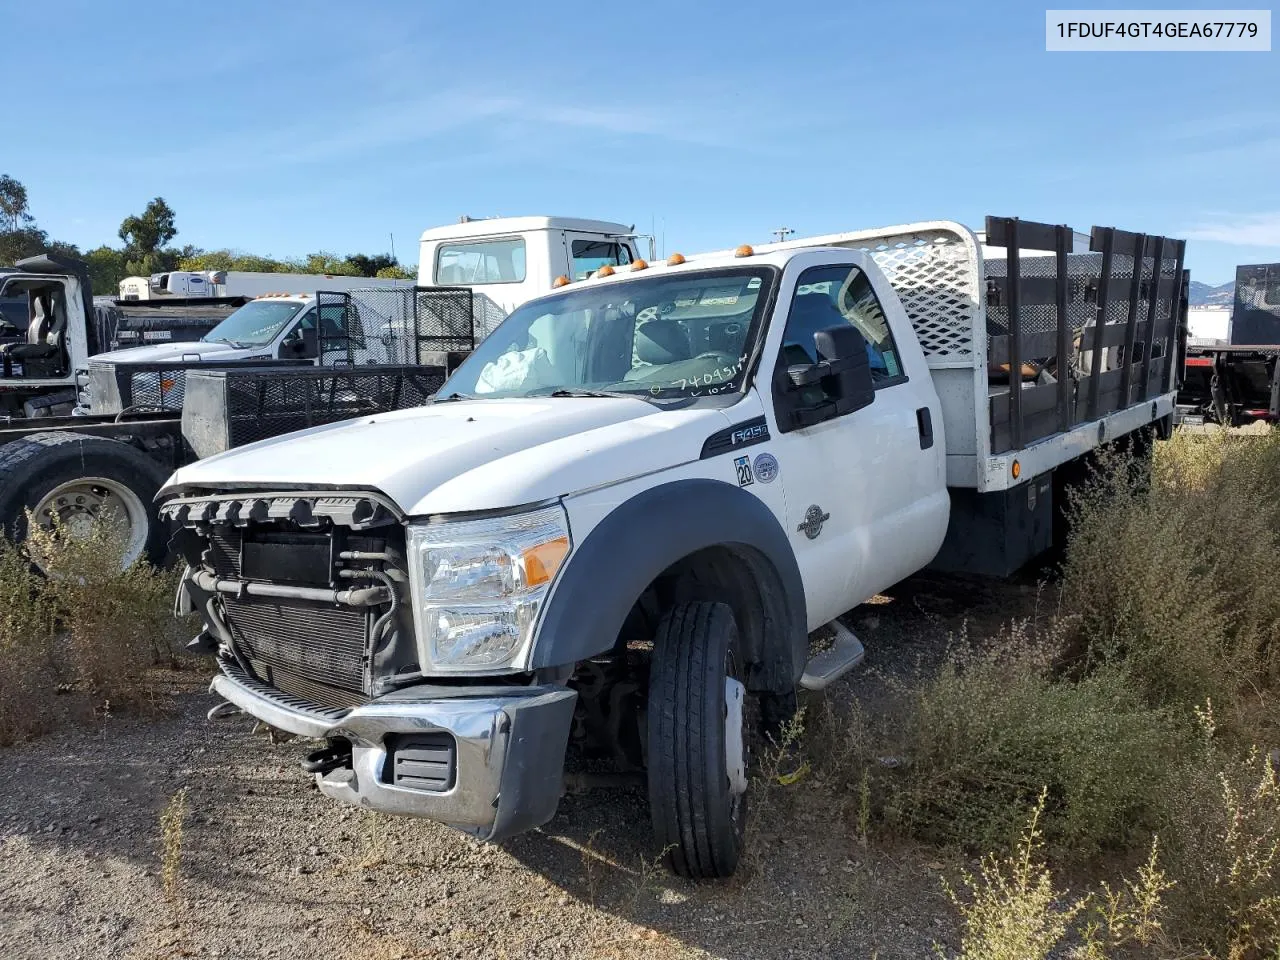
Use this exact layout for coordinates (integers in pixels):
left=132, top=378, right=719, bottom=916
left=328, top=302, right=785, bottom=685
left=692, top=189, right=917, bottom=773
left=786, top=324, right=874, bottom=428
left=282, top=326, right=319, bottom=359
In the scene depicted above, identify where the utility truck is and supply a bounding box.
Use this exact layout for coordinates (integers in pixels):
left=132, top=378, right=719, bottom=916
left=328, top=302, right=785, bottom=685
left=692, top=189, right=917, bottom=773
left=160, top=215, right=1188, bottom=879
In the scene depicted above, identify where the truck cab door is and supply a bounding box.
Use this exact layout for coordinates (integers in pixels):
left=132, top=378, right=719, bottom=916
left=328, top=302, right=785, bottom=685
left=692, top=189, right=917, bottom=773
left=760, top=256, right=948, bottom=628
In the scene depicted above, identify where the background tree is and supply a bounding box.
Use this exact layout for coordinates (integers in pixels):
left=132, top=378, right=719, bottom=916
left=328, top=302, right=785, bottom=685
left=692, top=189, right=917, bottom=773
left=83, top=246, right=129, bottom=297
left=346, top=253, right=397, bottom=277
left=375, top=263, right=414, bottom=280
left=0, top=175, right=33, bottom=231
left=118, top=197, right=176, bottom=256
left=293, top=251, right=361, bottom=276
left=118, top=197, right=182, bottom=276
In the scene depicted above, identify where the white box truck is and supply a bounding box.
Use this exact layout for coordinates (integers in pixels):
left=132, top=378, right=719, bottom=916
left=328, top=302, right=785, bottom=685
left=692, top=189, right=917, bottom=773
left=119, top=270, right=409, bottom=301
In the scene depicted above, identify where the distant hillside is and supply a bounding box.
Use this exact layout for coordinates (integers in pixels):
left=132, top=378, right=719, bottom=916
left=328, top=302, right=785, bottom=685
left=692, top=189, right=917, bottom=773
left=1189, top=280, right=1234, bottom=307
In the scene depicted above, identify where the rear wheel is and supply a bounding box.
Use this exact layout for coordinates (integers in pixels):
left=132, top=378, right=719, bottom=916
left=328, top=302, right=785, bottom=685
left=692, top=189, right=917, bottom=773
left=0, top=432, right=172, bottom=568
left=646, top=601, right=749, bottom=878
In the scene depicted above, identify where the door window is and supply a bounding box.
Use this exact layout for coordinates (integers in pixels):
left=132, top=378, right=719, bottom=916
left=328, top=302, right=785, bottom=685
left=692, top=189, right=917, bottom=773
left=782, top=264, right=905, bottom=386
left=571, top=239, right=632, bottom=280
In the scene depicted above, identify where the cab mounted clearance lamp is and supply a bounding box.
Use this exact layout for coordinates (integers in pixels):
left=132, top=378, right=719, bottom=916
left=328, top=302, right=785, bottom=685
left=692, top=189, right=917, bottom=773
left=405, top=505, right=571, bottom=673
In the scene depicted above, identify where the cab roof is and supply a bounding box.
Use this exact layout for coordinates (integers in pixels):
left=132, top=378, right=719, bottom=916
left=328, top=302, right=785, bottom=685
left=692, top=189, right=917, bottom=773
left=419, top=216, right=634, bottom=243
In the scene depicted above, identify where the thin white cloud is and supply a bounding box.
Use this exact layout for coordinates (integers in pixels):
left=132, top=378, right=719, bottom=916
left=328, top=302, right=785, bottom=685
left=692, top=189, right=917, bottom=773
left=128, top=91, right=735, bottom=176
left=1184, top=213, right=1280, bottom=247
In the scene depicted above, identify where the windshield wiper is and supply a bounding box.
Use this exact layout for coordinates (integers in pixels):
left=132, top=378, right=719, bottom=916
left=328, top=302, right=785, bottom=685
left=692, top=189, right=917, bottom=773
left=208, top=337, right=251, bottom=348
left=543, top=389, right=645, bottom=400
left=435, top=391, right=475, bottom=402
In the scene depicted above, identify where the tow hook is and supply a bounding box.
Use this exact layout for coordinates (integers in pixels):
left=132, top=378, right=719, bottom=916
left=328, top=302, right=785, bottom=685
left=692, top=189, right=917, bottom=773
left=185, top=629, right=219, bottom=656
left=301, top=742, right=352, bottom=775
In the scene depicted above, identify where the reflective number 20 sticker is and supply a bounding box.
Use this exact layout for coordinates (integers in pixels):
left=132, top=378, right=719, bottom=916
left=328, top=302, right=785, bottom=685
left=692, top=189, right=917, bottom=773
left=734, top=455, right=754, bottom=487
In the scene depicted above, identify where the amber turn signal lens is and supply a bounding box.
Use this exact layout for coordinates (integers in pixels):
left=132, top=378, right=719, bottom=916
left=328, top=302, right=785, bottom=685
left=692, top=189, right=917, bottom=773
left=666, top=252, right=686, bottom=265
left=521, top=536, right=570, bottom=587
left=734, top=244, right=754, bottom=258
left=595, top=265, right=615, bottom=277
left=1012, top=460, right=1022, bottom=479
left=552, top=275, right=570, bottom=288
left=630, top=259, right=648, bottom=271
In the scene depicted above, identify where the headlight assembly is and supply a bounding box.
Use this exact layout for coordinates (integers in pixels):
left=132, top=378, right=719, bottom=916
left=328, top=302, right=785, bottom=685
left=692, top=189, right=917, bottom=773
left=405, top=505, right=570, bottom=673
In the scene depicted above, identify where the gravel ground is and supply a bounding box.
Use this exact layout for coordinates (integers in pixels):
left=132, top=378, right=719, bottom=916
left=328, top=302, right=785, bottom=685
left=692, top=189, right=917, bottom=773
left=0, top=572, right=1041, bottom=960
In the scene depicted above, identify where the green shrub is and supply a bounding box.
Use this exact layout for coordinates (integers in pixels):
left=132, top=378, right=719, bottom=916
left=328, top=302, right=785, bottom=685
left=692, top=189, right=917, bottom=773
left=0, top=541, right=58, bottom=745
left=942, top=791, right=1174, bottom=960
left=1062, top=429, right=1280, bottom=736
left=819, top=622, right=1186, bottom=860
left=0, top=516, right=187, bottom=745
left=1157, top=707, right=1280, bottom=958
left=28, top=517, right=184, bottom=709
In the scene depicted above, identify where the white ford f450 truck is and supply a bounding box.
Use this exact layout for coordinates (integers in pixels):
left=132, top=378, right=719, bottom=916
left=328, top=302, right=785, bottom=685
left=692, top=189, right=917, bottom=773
left=161, top=215, right=1188, bottom=878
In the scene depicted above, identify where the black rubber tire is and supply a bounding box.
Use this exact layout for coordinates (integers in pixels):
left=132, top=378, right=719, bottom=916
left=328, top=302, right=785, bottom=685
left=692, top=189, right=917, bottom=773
left=647, top=600, right=747, bottom=879
left=0, top=432, right=172, bottom=564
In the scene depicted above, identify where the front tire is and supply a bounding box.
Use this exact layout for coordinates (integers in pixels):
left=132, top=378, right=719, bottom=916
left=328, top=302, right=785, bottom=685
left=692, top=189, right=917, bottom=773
left=647, top=601, right=749, bottom=879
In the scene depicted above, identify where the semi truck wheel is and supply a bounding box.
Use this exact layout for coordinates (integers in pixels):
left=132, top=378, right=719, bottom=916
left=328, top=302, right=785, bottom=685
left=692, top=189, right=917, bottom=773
left=647, top=601, right=750, bottom=878
left=0, top=432, right=172, bottom=569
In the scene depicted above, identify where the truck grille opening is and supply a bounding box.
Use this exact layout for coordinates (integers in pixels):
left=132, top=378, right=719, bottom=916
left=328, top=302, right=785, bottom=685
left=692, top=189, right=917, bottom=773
left=224, top=595, right=370, bottom=708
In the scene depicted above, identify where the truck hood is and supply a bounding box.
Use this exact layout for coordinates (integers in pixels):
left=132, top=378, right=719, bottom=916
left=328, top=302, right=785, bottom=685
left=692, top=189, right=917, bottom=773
left=163, top=397, right=734, bottom=515
left=89, top=341, right=265, bottom=364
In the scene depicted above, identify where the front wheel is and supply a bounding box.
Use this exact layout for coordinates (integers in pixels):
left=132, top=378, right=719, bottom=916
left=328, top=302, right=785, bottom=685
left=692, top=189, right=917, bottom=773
left=647, top=601, right=749, bottom=878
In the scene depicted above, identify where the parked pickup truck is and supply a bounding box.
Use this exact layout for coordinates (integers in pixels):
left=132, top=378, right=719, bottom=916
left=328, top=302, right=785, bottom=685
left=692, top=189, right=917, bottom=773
left=161, top=215, right=1187, bottom=878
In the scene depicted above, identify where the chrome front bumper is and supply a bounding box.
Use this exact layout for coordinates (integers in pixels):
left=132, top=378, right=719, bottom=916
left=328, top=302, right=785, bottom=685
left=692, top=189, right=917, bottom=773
left=211, top=660, right=577, bottom=842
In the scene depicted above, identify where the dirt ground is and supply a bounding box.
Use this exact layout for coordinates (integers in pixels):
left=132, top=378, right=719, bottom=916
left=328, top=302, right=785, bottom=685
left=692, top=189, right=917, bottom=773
left=0, top=572, right=1043, bottom=960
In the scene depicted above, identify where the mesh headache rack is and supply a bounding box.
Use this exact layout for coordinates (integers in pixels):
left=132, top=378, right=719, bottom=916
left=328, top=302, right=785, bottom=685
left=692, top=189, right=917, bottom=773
left=181, top=363, right=448, bottom=458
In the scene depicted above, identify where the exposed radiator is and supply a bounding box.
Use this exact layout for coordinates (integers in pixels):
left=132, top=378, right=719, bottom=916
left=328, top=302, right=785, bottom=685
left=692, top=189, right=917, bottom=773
left=224, top=595, right=370, bottom=708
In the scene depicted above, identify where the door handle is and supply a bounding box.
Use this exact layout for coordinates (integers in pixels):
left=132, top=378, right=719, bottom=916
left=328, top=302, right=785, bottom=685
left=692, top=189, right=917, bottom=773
left=916, top=407, right=934, bottom=449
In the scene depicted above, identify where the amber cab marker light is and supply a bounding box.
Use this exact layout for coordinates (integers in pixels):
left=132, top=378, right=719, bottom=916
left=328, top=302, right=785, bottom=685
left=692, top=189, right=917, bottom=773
left=1011, top=459, right=1022, bottom=480
left=595, top=265, right=615, bottom=278
left=552, top=275, right=571, bottom=288
left=734, top=244, right=754, bottom=258
left=666, top=252, right=686, bottom=265
left=630, top=259, right=649, bottom=272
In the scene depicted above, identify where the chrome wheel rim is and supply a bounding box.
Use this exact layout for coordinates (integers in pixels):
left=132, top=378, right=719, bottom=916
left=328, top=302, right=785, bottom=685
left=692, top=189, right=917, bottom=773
left=33, top=477, right=149, bottom=568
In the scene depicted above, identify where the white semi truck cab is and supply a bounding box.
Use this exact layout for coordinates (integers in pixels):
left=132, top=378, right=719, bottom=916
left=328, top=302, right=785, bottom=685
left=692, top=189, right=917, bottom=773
left=161, top=216, right=1188, bottom=878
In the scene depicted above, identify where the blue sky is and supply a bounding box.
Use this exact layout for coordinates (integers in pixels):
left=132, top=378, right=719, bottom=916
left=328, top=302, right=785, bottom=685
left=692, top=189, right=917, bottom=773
left=5, top=1, right=1277, bottom=283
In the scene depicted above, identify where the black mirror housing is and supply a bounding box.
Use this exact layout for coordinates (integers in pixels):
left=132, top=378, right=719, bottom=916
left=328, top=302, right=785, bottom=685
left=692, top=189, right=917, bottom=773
left=785, top=324, right=875, bottom=429
left=815, top=325, right=874, bottom=415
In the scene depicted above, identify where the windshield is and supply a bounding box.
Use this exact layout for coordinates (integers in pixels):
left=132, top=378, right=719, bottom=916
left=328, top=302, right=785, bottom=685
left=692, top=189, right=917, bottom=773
left=202, top=300, right=306, bottom=347
left=440, top=267, right=776, bottom=402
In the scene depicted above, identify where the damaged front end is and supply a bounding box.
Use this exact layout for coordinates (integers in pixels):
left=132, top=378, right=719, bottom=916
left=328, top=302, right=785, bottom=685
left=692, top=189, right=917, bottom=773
left=165, top=490, right=576, bottom=842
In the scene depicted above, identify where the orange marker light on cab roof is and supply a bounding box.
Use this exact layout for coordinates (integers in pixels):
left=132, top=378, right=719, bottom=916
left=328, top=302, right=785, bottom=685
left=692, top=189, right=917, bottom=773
left=734, top=244, right=754, bottom=258
left=552, top=275, right=571, bottom=288
left=595, top=265, right=615, bottom=278
left=666, top=252, right=686, bottom=265
left=630, top=259, right=648, bottom=272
